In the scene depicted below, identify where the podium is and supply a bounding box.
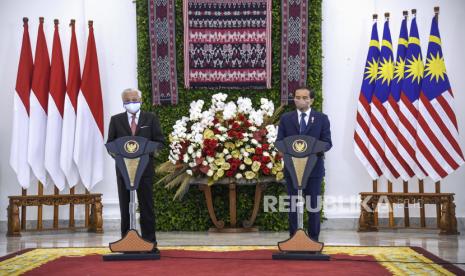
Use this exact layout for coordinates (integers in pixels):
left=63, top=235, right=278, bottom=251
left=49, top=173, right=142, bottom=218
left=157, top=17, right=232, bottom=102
left=272, top=135, right=330, bottom=260
left=103, top=136, right=162, bottom=261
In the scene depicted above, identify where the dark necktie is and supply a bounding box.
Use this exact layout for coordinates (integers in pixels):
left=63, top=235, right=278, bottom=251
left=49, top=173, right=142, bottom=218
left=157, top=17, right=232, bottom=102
left=299, top=113, right=307, bottom=134
left=131, top=115, right=137, bottom=135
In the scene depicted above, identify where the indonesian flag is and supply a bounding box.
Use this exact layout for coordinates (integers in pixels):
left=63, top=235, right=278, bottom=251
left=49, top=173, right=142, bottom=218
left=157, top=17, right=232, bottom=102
left=44, top=20, right=67, bottom=190
left=10, top=18, right=34, bottom=189
left=28, top=17, right=50, bottom=185
left=60, top=20, right=81, bottom=188
left=74, top=21, right=104, bottom=190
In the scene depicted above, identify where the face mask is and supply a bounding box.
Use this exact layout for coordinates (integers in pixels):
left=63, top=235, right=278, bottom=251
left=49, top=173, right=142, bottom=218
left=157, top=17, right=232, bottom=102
left=124, top=102, right=141, bottom=114
left=294, top=98, right=310, bottom=111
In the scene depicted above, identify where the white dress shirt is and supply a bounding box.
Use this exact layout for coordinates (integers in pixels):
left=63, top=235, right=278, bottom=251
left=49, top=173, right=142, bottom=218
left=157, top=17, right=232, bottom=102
left=127, top=110, right=140, bottom=125
left=297, top=108, right=311, bottom=127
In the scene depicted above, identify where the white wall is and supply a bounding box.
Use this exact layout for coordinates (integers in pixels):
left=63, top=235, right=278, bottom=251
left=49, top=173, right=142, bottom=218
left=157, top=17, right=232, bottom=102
left=0, top=0, right=138, bottom=222
left=0, top=0, right=464, bottom=225
left=323, top=0, right=465, bottom=218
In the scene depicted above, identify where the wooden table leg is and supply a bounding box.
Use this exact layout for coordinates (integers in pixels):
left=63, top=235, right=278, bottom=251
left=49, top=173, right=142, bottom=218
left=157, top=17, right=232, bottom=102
left=243, top=183, right=266, bottom=228
left=199, top=185, right=224, bottom=229
left=419, top=179, right=426, bottom=228
left=7, top=199, right=21, bottom=237
left=229, top=183, right=237, bottom=227
left=21, top=189, right=27, bottom=230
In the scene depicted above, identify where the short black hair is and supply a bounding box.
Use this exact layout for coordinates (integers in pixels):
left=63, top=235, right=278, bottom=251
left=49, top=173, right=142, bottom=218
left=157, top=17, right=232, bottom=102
left=294, top=87, right=315, bottom=99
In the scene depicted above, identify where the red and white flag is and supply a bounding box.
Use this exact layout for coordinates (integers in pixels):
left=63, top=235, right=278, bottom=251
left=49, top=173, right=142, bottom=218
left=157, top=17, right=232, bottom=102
left=28, top=17, right=50, bottom=185
left=60, top=20, right=81, bottom=188
left=74, top=21, right=104, bottom=190
left=415, top=16, right=464, bottom=181
left=10, top=18, right=34, bottom=189
left=44, top=20, right=67, bottom=190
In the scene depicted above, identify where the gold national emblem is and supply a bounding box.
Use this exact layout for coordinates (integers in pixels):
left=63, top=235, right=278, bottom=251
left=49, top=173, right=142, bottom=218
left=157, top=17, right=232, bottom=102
left=292, top=139, right=307, bottom=153
left=124, top=140, right=139, bottom=154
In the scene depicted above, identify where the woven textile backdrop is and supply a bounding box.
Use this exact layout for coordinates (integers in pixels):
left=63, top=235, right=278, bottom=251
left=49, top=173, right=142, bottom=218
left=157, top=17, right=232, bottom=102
left=183, top=0, right=272, bottom=89
left=136, top=0, right=322, bottom=231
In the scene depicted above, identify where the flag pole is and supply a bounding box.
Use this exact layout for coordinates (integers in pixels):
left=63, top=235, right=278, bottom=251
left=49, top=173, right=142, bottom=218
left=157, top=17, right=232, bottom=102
left=383, top=11, right=396, bottom=228
left=433, top=4, right=441, bottom=225
left=68, top=18, right=76, bottom=229
left=21, top=16, right=29, bottom=231
left=410, top=8, right=426, bottom=228
left=372, top=13, right=379, bottom=227
left=36, top=16, right=45, bottom=232
left=400, top=9, right=410, bottom=227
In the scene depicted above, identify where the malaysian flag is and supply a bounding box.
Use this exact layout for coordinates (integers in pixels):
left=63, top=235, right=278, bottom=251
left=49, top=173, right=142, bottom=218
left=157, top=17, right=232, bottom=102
left=354, top=19, right=382, bottom=179
left=384, top=16, right=415, bottom=181
left=415, top=16, right=464, bottom=181
left=368, top=18, right=400, bottom=182
left=396, top=16, right=427, bottom=179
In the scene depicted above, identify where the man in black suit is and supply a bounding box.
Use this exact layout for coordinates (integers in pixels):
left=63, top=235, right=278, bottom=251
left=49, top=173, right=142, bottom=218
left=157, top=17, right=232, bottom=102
left=107, top=88, right=165, bottom=248
left=277, top=87, right=332, bottom=241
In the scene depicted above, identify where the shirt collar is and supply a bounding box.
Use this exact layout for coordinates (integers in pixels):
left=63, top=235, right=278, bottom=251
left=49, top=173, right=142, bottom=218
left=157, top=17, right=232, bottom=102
left=297, top=108, right=311, bottom=118
left=127, top=109, right=141, bottom=119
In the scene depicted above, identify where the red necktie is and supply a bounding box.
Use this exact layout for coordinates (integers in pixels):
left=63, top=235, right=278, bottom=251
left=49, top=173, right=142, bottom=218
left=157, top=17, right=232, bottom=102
left=131, top=115, right=137, bottom=135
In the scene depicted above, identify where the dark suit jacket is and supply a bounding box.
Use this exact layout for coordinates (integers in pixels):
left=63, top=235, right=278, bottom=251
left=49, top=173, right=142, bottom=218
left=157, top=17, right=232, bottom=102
left=277, top=110, right=332, bottom=177
left=107, top=111, right=165, bottom=177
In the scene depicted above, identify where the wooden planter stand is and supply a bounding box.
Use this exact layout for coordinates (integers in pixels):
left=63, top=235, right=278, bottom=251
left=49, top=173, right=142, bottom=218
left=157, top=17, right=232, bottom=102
left=7, top=192, right=103, bottom=237
left=190, top=177, right=278, bottom=233
left=358, top=192, right=458, bottom=235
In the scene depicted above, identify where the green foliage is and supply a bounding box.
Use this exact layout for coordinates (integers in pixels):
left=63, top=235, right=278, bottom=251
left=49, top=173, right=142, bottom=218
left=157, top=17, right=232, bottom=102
left=136, top=0, right=322, bottom=231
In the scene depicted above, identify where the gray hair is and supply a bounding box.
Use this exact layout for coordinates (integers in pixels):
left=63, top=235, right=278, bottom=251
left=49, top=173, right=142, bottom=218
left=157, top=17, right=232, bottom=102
left=121, top=88, right=142, bottom=99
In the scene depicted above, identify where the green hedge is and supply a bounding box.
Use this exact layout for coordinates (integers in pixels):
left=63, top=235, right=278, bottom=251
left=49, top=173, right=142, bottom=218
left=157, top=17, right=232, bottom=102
left=136, top=0, right=322, bottom=231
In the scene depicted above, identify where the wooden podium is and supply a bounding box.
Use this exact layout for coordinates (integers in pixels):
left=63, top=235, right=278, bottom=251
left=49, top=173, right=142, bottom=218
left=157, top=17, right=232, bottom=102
left=272, top=135, right=330, bottom=260
left=102, top=136, right=162, bottom=261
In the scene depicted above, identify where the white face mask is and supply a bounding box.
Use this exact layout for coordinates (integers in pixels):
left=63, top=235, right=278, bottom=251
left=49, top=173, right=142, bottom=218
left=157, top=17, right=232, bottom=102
left=124, top=102, right=141, bottom=114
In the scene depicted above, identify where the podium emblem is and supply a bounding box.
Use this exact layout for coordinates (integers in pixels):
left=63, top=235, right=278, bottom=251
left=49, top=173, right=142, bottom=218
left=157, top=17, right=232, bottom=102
left=292, top=139, right=307, bottom=153
left=124, top=140, right=139, bottom=154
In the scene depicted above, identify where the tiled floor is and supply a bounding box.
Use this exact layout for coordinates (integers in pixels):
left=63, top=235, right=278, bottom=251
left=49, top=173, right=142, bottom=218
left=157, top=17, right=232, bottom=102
left=1, top=229, right=464, bottom=270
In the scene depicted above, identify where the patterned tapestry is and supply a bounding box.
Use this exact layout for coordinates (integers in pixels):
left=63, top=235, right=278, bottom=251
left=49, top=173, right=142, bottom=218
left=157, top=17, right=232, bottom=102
left=149, top=0, right=178, bottom=105
left=183, top=0, right=272, bottom=89
left=281, top=0, right=309, bottom=104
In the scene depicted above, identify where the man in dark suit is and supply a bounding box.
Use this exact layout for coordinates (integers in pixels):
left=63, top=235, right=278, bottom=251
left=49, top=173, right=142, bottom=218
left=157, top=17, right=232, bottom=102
left=277, top=87, right=332, bottom=241
left=107, top=88, right=165, bottom=248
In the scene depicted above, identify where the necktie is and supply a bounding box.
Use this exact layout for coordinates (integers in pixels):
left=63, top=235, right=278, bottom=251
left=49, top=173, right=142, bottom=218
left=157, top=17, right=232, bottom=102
left=131, top=114, right=137, bottom=135
left=299, top=113, right=307, bottom=134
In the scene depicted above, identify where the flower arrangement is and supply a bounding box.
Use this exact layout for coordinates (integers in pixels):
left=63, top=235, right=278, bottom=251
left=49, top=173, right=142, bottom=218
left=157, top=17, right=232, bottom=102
left=157, top=93, right=284, bottom=199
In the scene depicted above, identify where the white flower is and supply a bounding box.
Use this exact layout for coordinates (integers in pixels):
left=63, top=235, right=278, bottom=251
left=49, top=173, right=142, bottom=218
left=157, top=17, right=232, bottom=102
left=223, top=148, right=229, bottom=154
left=186, top=170, right=193, bottom=175
left=202, top=160, right=208, bottom=166
left=183, top=154, right=189, bottom=163
left=237, top=97, right=253, bottom=114
left=223, top=101, right=237, bottom=120
left=187, top=146, right=194, bottom=154
left=266, top=162, right=273, bottom=169
left=189, top=100, right=205, bottom=121
left=266, top=124, right=278, bottom=143
left=196, top=151, right=202, bottom=158
left=250, top=109, right=264, bottom=126
left=207, top=170, right=214, bottom=177
left=260, top=98, right=275, bottom=117
left=235, top=173, right=243, bottom=179
left=239, top=164, right=245, bottom=170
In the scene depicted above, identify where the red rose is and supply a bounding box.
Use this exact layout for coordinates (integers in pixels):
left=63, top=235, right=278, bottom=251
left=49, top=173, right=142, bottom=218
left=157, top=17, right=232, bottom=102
left=262, top=144, right=269, bottom=150
left=255, top=147, right=263, bottom=155
left=261, top=156, right=270, bottom=163
left=252, top=155, right=261, bottom=162
left=263, top=167, right=271, bottom=175
left=199, top=165, right=210, bottom=174
left=226, top=170, right=234, bottom=177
